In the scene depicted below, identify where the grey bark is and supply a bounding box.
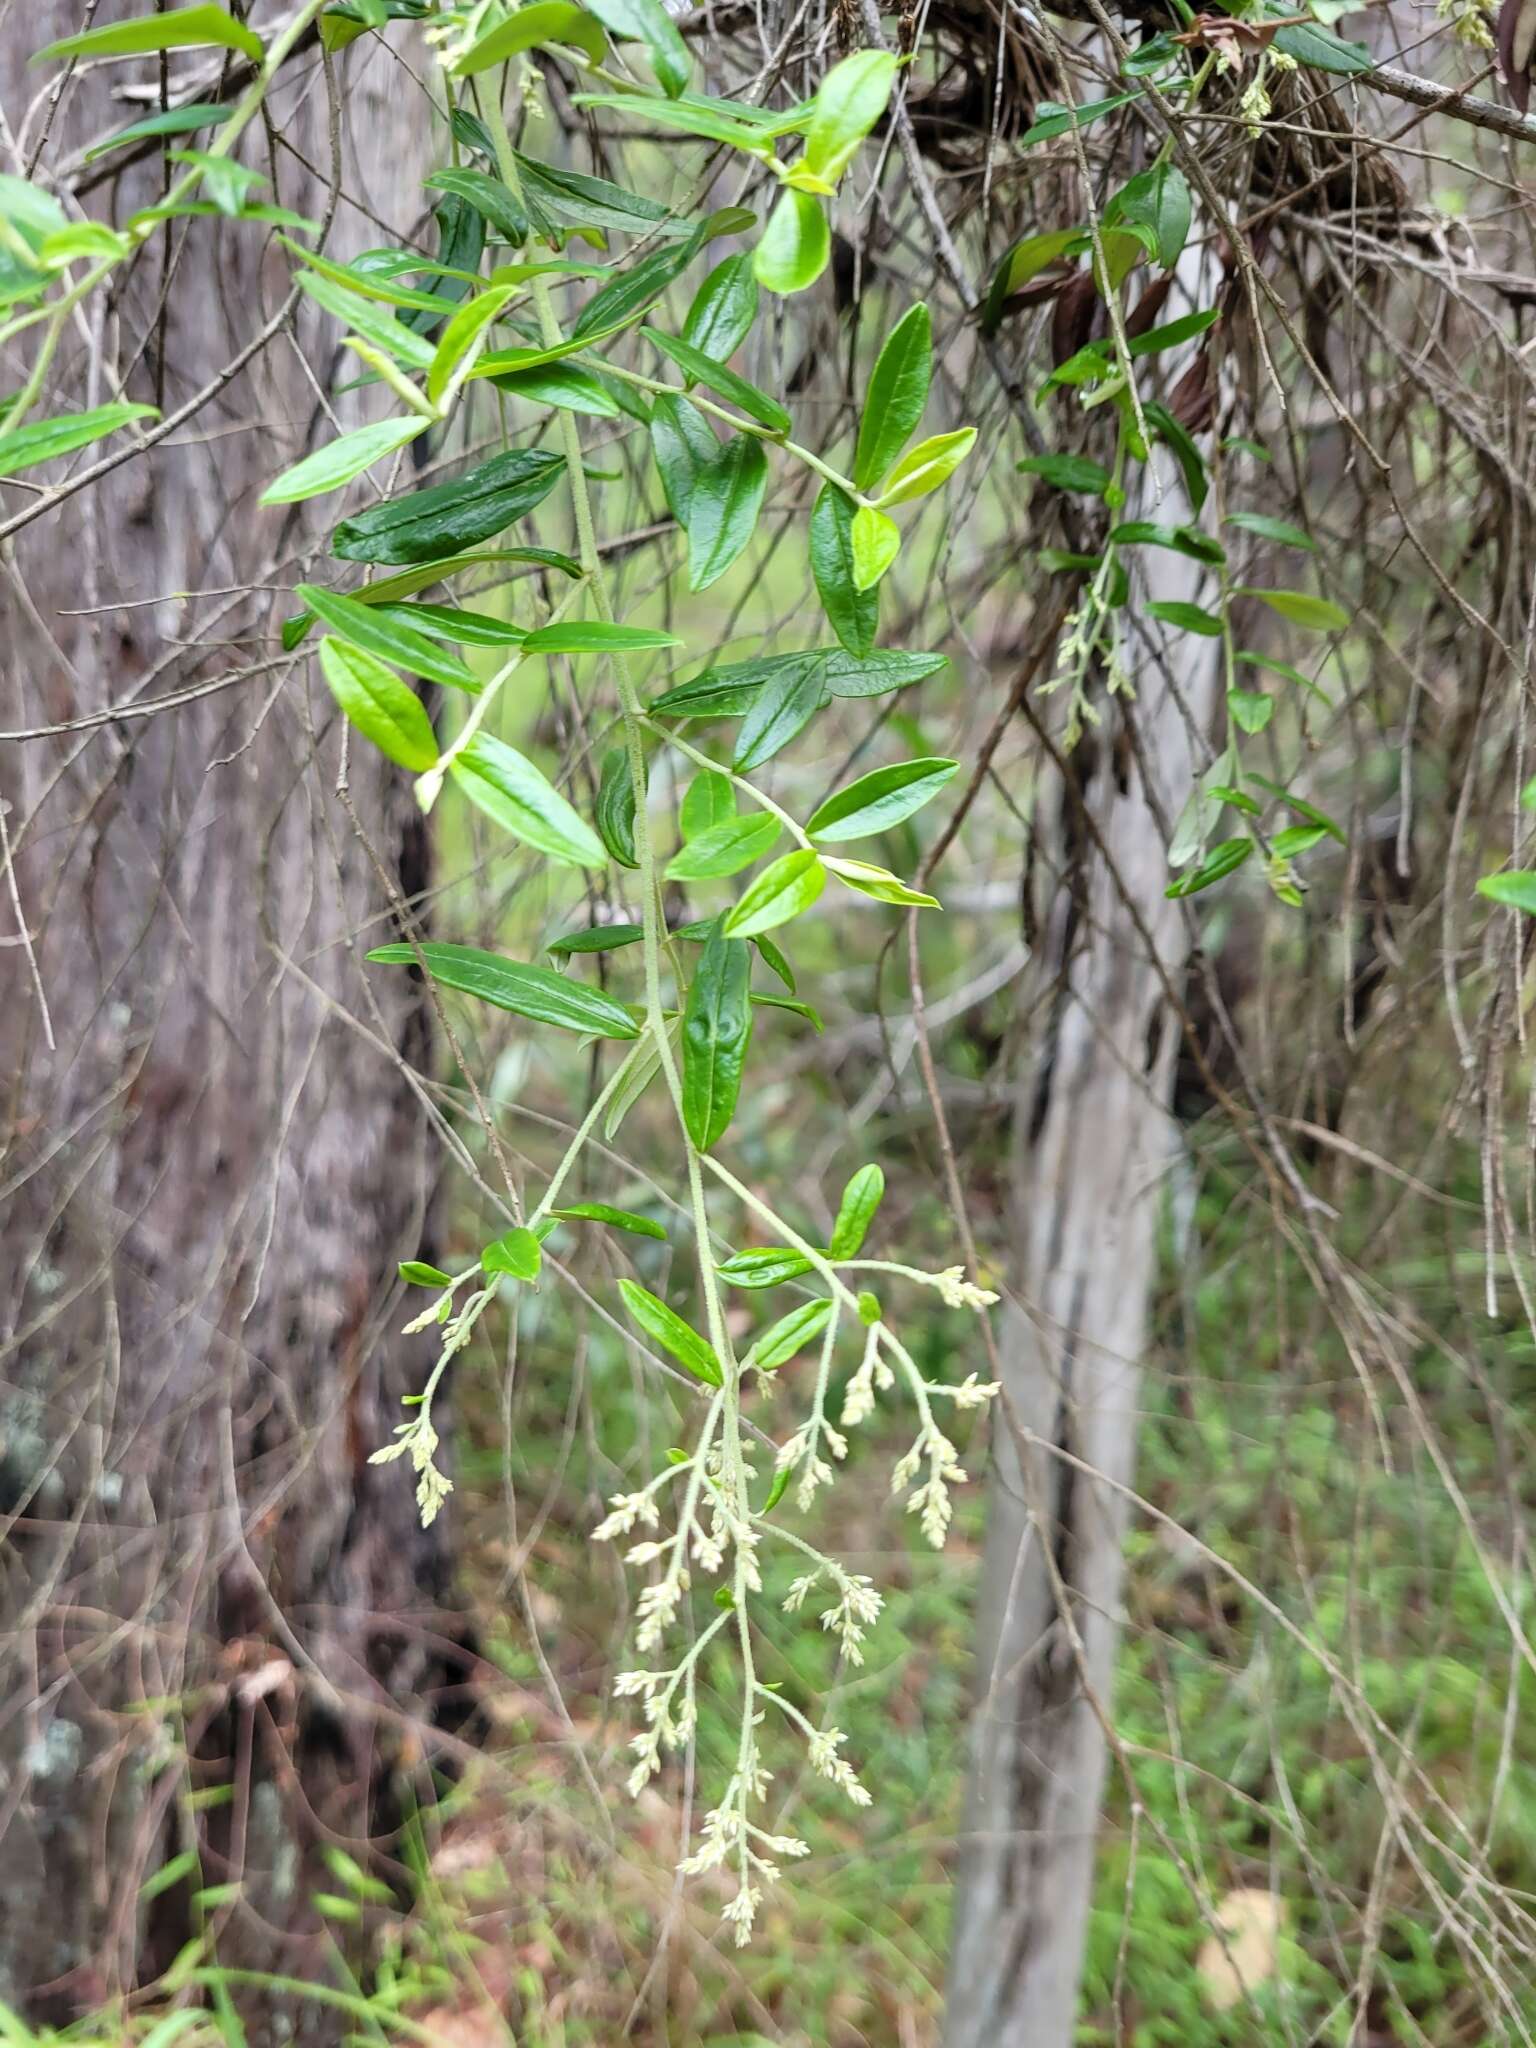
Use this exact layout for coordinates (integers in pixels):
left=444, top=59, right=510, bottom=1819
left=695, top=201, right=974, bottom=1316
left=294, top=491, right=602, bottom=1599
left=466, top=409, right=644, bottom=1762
left=0, top=21, right=449, bottom=2022
left=947, top=546, right=1222, bottom=2047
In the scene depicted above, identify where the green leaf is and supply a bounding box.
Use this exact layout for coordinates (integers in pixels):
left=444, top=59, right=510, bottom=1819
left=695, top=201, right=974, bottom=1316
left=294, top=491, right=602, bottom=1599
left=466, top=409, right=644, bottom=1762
left=1227, top=688, right=1273, bottom=734
left=1126, top=307, right=1219, bottom=357
left=422, top=167, right=528, bottom=245
left=582, top=0, right=689, bottom=91
left=1017, top=451, right=1111, bottom=495
left=330, top=448, right=565, bottom=563
left=734, top=659, right=828, bottom=771
left=451, top=1, right=607, bottom=75
left=318, top=638, right=437, bottom=769
left=752, top=187, right=830, bottom=295
left=680, top=769, right=735, bottom=839
left=427, top=284, right=515, bottom=404
left=490, top=361, right=621, bottom=417
left=295, top=583, right=478, bottom=691
left=1110, top=520, right=1226, bottom=565
left=450, top=732, right=608, bottom=868
left=547, top=921, right=645, bottom=955
left=1271, top=824, right=1327, bottom=859
left=524, top=620, right=682, bottom=654
left=872, top=427, right=976, bottom=509
left=1478, top=871, right=1536, bottom=915
left=643, top=327, right=791, bottom=434
left=0, top=400, right=157, bottom=477
left=822, top=854, right=939, bottom=907
left=1244, top=773, right=1347, bottom=843
left=854, top=304, right=931, bottom=491
left=512, top=150, right=689, bottom=239
left=1106, top=161, right=1190, bottom=270
left=1226, top=511, right=1315, bottom=552
left=595, top=746, right=640, bottom=870
left=261, top=416, right=425, bottom=506
left=36, top=5, right=264, bottom=64
left=369, top=600, right=527, bottom=650
left=1164, top=837, right=1253, bottom=897
left=808, top=757, right=957, bottom=842
left=1238, top=587, right=1349, bottom=633
left=649, top=391, right=717, bottom=525
left=983, top=228, right=1084, bottom=330
left=1148, top=598, right=1223, bottom=637
left=850, top=505, right=901, bottom=592
left=1143, top=400, right=1208, bottom=514
left=829, top=1162, right=883, bottom=1257
left=727, top=848, right=825, bottom=937
left=571, top=234, right=702, bottom=341
left=743, top=1297, right=832, bottom=1373
left=298, top=269, right=436, bottom=369
left=1271, top=20, right=1372, bottom=73
left=483, top=1226, right=542, bottom=1282
left=617, top=1278, right=723, bottom=1385
left=809, top=484, right=878, bottom=655
left=685, top=433, right=768, bottom=591
left=762, top=1463, right=792, bottom=1512
left=683, top=252, right=759, bottom=361
left=804, top=48, right=898, bottom=184
left=717, top=1246, right=815, bottom=1287
left=84, top=101, right=233, bottom=160
left=825, top=646, right=946, bottom=697
left=1021, top=92, right=1142, bottom=146
left=368, top=940, right=640, bottom=1036
left=400, top=1260, right=453, bottom=1286
left=667, top=811, right=780, bottom=881
left=574, top=89, right=771, bottom=148
left=551, top=1202, right=667, bottom=1239
left=682, top=916, right=753, bottom=1151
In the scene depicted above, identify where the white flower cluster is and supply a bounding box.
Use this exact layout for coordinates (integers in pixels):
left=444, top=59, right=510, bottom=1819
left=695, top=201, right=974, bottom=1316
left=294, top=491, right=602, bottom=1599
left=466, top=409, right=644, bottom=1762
left=892, top=1417, right=968, bottom=1548
left=368, top=1414, right=453, bottom=1528
left=932, top=1266, right=1001, bottom=1313
left=679, top=1780, right=810, bottom=1945
left=783, top=1566, right=884, bottom=1665
left=807, top=1728, right=873, bottom=1807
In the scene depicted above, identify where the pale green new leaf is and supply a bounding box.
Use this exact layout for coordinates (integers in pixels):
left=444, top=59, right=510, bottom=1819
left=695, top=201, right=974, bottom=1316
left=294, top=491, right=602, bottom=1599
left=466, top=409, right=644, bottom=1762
left=259, top=415, right=425, bottom=505
left=450, top=731, right=608, bottom=867
left=318, top=638, right=438, bottom=770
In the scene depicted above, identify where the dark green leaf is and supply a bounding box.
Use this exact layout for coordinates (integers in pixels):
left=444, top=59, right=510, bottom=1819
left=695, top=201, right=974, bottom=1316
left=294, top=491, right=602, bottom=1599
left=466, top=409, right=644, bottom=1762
left=682, top=916, right=753, bottom=1150
left=295, top=583, right=478, bottom=691
left=1271, top=21, right=1372, bottom=74
left=84, top=102, right=232, bottom=161
left=513, top=150, right=688, bottom=239
left=331, top=449, right=565, bottom=564
left=680, top=769, right=735, bottom=839
left=547, top=921, right=646, bottom=955
left=744, top=1297, right=832, bottom=1373
left=491, top=361, right=621, bottom=416
left=643, top=327, right=791, bottom=433
left=596, top=746, right=640, bottom=869
left=853, top=302, right=931, bottom=492
left=1021, top=92, right=1141, bottom=146
left=733, top=658, right=828, bottom=771
left=1164, top=837, right=1253, bottom=897
left=524, top=620, right=681, bottom=654
left=1126, top=307, right=1219, bottom=356
left=1017, top=451, right=1112, bottom=495
left=683, top=253, right=759, bottom=361
left=422, top=167, right=528, bottom=245
left=368, top=941, right=641, bottom=1037
left=717, top=1246, right=815, bottom=1287
left=685, top=433, right=768, bottom=592
left=649, top=391, right=717, bottom=524
left=807, top=757, right=957, bottom=841
left=1110, top=520, right=1226, bottom=565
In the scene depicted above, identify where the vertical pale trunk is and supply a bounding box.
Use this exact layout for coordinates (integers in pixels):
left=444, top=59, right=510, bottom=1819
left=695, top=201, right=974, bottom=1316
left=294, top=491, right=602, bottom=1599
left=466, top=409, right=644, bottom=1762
left=0, top=21, right=445, bottom=2022
left=947, top=537, right=1222, bottom=2047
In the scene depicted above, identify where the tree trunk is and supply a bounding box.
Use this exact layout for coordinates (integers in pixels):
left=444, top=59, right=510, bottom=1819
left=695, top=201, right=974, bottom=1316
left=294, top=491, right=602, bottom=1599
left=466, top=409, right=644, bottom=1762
left=0, top=25, right=452, bottom=2024
left=947, top=543, right=1222, bottom=2047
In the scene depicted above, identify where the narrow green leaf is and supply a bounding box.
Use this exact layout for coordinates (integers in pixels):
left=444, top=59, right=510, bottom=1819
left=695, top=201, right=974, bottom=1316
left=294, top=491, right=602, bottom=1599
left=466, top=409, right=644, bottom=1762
left=829, top=1162, right=883, bottom=1257
left=854, top=303, right=931, bottom=491
left=318, top=638, right=437, bottom=770
left=552, top=1202, right=667, bottom=1239
left=803, top=48, right=898, bottom=184
left=726, top=848, right=825, bottom=937
left=427, top=284, right=514, bottom=404
left=1110, top=520, right=1226, bottom=565
left=547, top=921, right=645, bottom=955
left=400, top=1260, right=452, bottom=1286
left=733, top=659, right=828, bottom=772
left=36, top=5, right=263, bottom=64
left=450, top=731, right=608, bottom=868
left=595, top=745, right=640, bottom=870
left=1226, top=511, right=1315, bottom=552
left=743, top=1297, right=832, bottom=1373
left=490, top=361, right=621, bottom=416
left=0, top=400, right=157, bottom=476
left=717, top=1247, right=814, bottom=1287
left=1017, top=451, right=1112, bottom=495
left=649, top=391, right=717, bottom=524
left=84, top=101, right=232, bottom=160
left=524, top=620, right=682, bottom=654
left=1164, top=837, right=1253, bottom=897
left=808, top=756, right=957, bottom=842
left=617, top=1278, right=723, bottom=1384
left=582, top=0, right=690, bottom=93
left=684, top=433, right=768, bottom=592
left=822, top=854, right=939, bottom=907
left=682, top=915, right=753, bottom=1150
left=1478, top=871, right=1536, bottom=914
left=643, top=326, right=791, bottom=434
left=295, top=584, right=478, bottom=691
left=1239, top=587, right=1349, bottom=632
left=1020, top=92, right=1141, bottom=147
left=298, top=269, right=436, bottom=368
left=666, top=811, right=780, bottom=881
left=261, top=416, right=425, bottom=506
left=368, top=940, right=641, bottom=1036
left=1147, top=598, right=1223, bottom=636
left=422, top=167, right=527, bottom=245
